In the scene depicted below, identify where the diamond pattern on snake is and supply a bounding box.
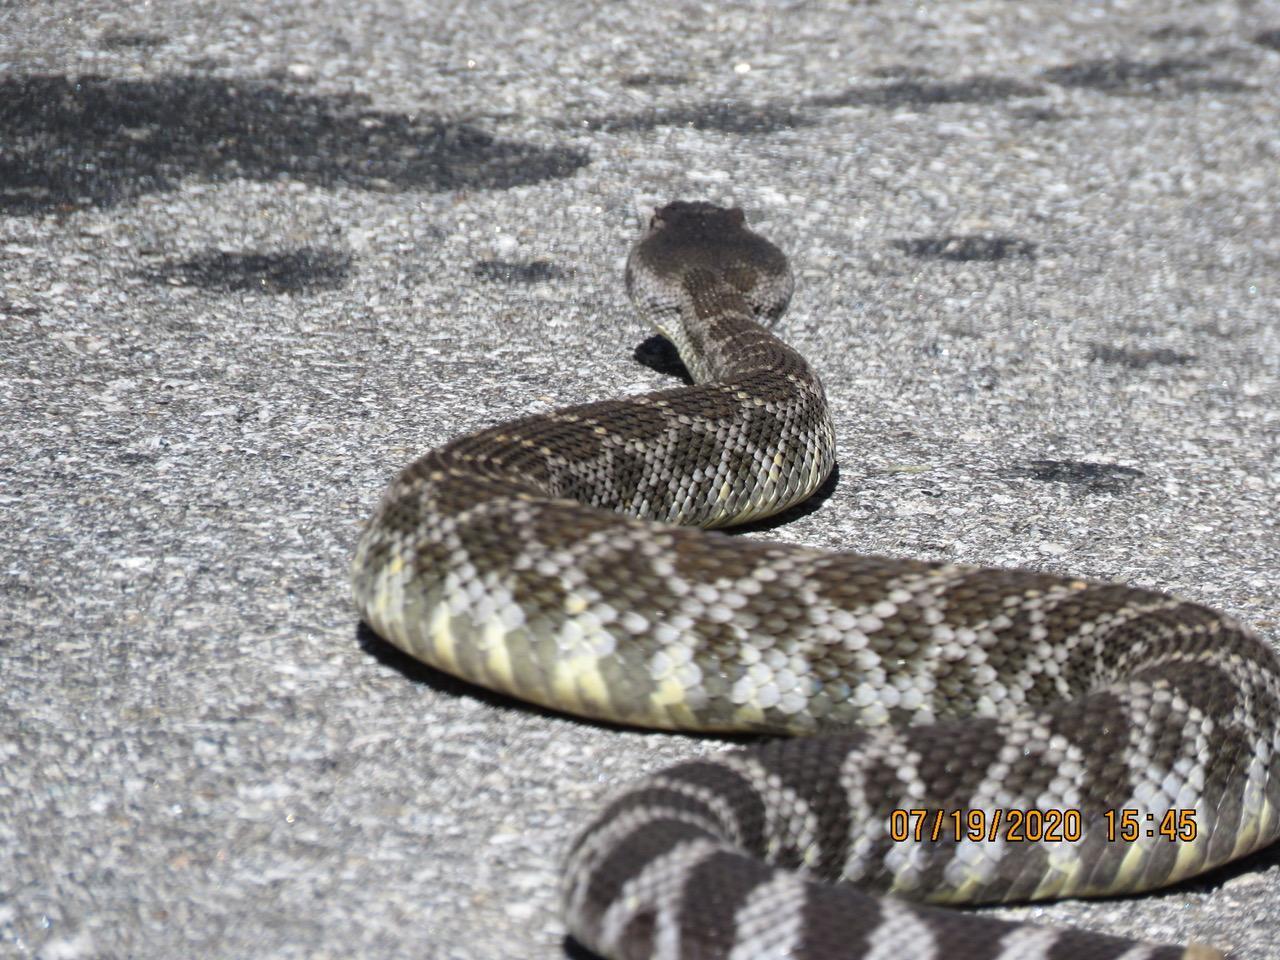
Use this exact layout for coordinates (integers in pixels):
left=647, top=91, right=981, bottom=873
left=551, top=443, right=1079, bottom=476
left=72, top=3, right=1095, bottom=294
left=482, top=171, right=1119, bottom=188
left=351, top=201, right=1280, bottom=960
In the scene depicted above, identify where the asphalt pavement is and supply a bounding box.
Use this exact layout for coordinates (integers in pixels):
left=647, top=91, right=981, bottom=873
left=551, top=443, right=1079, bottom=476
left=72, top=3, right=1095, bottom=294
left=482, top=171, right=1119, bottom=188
left=3, top=1, right=1279, bottom=958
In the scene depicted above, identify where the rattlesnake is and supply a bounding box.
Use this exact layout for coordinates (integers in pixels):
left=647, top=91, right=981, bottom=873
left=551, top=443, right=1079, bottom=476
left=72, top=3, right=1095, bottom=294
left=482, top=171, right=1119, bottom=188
left=351, top=201, right=1280, bottom=959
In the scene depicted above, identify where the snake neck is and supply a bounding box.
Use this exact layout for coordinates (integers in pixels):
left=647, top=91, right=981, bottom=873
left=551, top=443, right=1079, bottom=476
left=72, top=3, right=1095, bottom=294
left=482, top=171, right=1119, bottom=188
left=408, top=269, right=834, bottom=529
left=652, top=270, right=815, bottom=387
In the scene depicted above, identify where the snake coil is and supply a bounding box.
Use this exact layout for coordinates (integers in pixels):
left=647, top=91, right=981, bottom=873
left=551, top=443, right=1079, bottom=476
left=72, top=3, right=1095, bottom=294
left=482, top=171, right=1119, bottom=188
left=353, top=201, right=1280, bottom=960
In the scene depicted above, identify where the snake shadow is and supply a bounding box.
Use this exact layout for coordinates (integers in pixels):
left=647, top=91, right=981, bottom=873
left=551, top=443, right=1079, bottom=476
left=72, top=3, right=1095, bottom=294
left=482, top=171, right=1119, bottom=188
left=563, top=936, right=602, bottom=960
left=728, top=464, right=840, bottom=534
left=633, top=333, right=693, bottom=384
left=1160, top=836, right=1280, bottom=894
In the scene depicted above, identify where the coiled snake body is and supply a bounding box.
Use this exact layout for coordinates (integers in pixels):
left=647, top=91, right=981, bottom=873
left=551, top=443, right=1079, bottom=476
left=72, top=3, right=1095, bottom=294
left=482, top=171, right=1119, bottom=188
left=352, top=202, right=1280, bottom=959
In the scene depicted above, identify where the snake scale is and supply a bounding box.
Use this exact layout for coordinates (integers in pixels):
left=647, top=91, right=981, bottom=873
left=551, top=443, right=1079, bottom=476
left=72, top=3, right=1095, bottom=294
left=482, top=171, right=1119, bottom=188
left=351, top=201, right=1280, bottom=959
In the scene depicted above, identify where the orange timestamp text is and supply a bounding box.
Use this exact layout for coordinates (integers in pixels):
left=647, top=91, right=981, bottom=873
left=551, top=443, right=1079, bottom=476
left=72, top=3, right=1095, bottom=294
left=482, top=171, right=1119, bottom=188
left=887, top=808, right=1198, bottom=843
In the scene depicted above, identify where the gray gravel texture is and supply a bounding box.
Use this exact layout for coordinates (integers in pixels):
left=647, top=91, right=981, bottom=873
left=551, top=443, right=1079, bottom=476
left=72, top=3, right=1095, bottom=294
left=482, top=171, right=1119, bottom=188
left=3, top=1, right=1280, bottom=958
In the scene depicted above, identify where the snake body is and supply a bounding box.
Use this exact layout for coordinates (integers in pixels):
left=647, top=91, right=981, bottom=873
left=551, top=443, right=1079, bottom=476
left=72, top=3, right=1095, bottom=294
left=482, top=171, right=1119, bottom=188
left=351, top=202, right=1280, bottom=959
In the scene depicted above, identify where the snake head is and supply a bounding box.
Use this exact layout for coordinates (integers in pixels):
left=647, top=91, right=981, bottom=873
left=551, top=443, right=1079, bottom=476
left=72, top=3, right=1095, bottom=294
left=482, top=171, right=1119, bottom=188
left=626, top=200, right=793, bottom=328
left=643, top=200, right=745, bottom=234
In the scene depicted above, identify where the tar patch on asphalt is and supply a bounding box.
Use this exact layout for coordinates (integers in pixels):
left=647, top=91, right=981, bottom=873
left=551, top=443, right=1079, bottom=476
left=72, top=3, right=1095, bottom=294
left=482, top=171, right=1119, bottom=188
left=1003, top=460, right=1146, bottom=492
left=0, top=73, right=591, bottom=214
left=471, top=260, right=570, bottom=284
left=892, top=236, right=1037, bottom=262
left=138, top=247, right=353, bottom=294
left=1088, top=345, right=1196, bottom=369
